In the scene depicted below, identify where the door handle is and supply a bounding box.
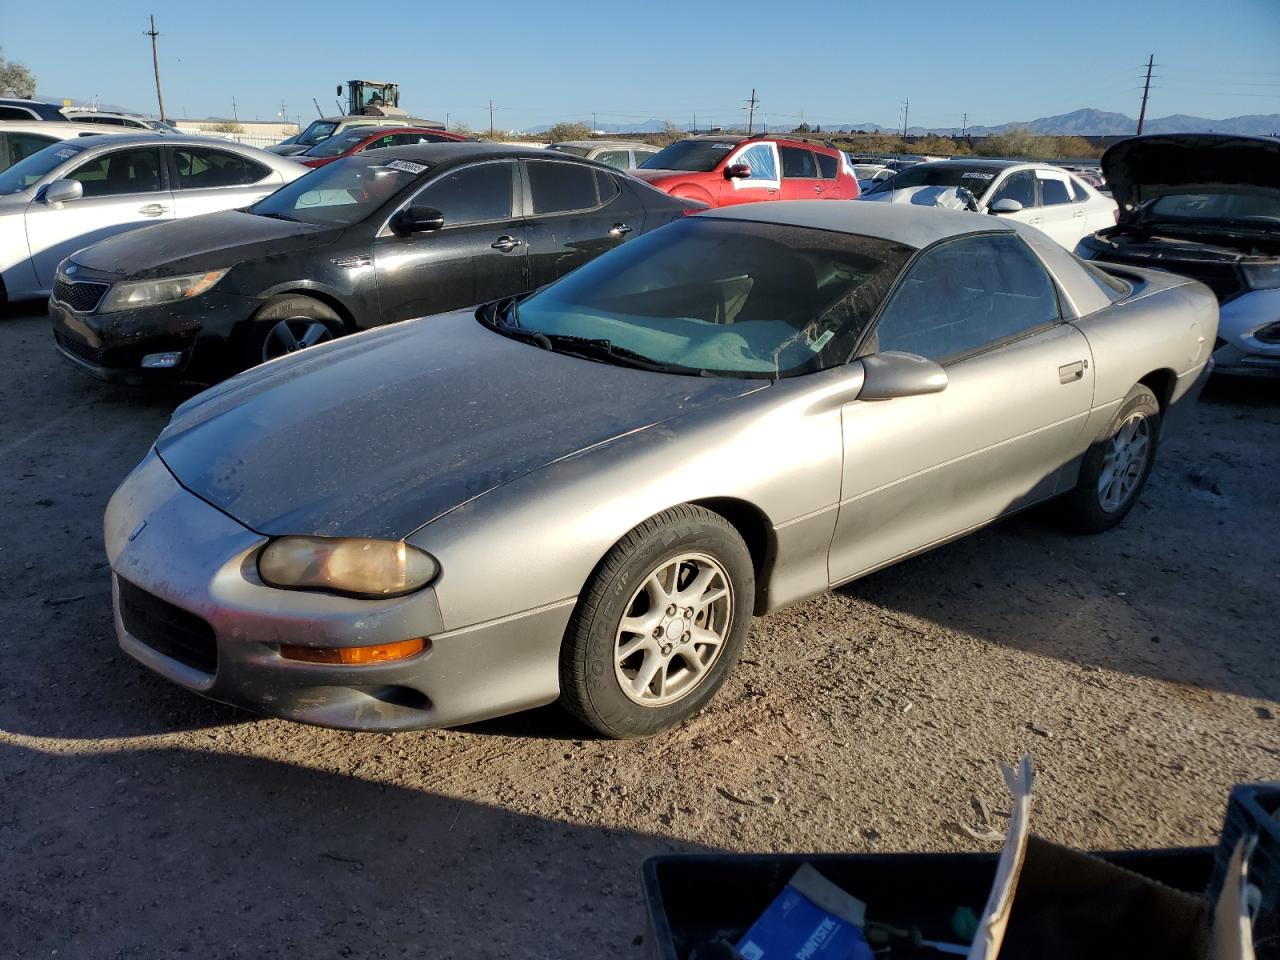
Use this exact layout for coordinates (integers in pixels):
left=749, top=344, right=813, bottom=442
left=1058, top=359, right=1087, bottom=383
left=609, top=222, right=632, bottom=237
left=139, top=203, right=168, bottom=217
left=491, top=236, right=523, bottom=252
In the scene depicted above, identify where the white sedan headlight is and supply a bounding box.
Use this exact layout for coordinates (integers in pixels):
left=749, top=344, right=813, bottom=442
left=258, top=537, right=439, bottom=598
left=98, top=269, right=229, bottom=313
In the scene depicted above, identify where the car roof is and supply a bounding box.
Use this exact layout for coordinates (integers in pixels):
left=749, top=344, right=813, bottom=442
left=0, top=120, right=133, bottom=135
left=359, top=142, right=595, bottom=164
left=918, top=158, right=1022, bottom=169
left=553, top=140, right=653, bottom=149
left=704, top=200, right=1018, bottom=249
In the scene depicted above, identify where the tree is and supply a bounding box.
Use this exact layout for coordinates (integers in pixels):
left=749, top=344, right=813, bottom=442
left=975, top=127, right=1052, bottom=160
left=209, top=120, right=244, bottom=134
left=656, top=120, right=684, bottom=146
left=545, top=121, right=593, bottom=142
left=793, top=121, right=812, bottom=135
left=0, top=49, right=36, bottom=99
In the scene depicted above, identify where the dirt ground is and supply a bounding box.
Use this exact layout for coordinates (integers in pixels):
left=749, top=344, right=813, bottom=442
left=1, top=301, right=1277, bottom=959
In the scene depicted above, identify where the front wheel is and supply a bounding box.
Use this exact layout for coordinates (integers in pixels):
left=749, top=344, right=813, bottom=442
left=559, top=505, right=754, bottom=739
left=1063, top=383, right=1160, bottom=533
left=241, top=295, right=344, bottom=370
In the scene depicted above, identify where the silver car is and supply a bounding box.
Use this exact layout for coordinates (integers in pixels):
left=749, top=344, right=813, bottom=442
left=105, top=202, right=1217, bottom=738
left=0, top=134, right=304, bottom=301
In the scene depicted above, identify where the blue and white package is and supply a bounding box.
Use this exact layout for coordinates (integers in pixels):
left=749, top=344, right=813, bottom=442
left=735, top=864, right=874, bottom=960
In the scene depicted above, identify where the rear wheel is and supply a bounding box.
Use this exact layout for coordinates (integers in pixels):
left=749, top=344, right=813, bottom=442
left=559, top=505, right=754, bottom=739
left=1063, top=383, right=1160, bottom=533
left=242, top=295, right=344, bottom=369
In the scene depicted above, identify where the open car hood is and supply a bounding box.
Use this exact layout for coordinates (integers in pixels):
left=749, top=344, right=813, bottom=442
left=1102, top=134, right=1280, bottom=213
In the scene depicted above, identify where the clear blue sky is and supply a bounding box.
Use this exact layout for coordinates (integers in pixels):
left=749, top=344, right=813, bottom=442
left=3, top=0, right=1278, bottom=130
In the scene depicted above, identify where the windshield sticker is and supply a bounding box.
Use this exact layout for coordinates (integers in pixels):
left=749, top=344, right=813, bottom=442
left=711, top=143, right=732, bottom=151
left=808, top=329, right=835, bottom=352
left=961, top=172, right=995, bottom=180
left=385, top=159, right=428, bottom=175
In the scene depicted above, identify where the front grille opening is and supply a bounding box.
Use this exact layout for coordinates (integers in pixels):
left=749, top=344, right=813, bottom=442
left=53, top=277, right=109, bottom=313
left=55, top=332, right=106, bottom=367
left=117, top=577, right=217, bottom=675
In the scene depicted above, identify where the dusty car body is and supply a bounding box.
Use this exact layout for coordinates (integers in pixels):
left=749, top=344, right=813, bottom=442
left=1077, top=134, right=1280, bottom=377
left=105, top=202, right=1216, bottom=737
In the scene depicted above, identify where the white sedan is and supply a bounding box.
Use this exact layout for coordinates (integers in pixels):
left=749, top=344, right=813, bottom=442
left=0, top=133, right=304, bottom=302
left=0, top=121, right=131, bottom=173
left=860, top=158, right=1117, bottom=249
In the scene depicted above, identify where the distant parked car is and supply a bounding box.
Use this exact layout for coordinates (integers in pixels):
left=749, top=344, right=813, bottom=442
left=298, top=126, right=469, bottom=168
left=0, top=98, right=67, bottom=121
left=0, top=121, right=131, bottom=173
left=861, top=159, right=1117, bottom=249
left=0, top=133, right=304, bottom=302
left=62, top=110, right=181, bottom=134
left=851, top=162, right=895, bottom=194
left=50, top=143, right=698, bottom=382
left=102, top=202, right=1215, bottom=736
left=633, top=135, right=859, bottom=207
left=267, top=115, right=446, bottom=156
left=1077, top=133, right=1280, bottom=378
left=547, top=140, right=660, bottom=170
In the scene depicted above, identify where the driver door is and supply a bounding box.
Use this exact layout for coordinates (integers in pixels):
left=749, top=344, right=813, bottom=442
left=719, top=142, right=780, bottom=206
left=984, top=170, right=1043, bottom=234
left=25, top=145, right=174, bottom=289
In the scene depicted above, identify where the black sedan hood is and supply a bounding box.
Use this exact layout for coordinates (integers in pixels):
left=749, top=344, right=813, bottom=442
left=1102, top=134, right=1280, bottom=214
left=70, top=210, right=342, bottom=279
left=156, top=311, right=762, bottom=540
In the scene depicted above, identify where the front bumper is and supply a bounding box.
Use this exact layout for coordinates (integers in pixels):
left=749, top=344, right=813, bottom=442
left=1212, top=288, right=1280, bottom=377
left=50, top=289, right=259, bottom=385
left=105, top=452, right=569, bottom=730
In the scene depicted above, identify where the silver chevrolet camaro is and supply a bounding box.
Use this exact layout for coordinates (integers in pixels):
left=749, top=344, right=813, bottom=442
left=105, top=202, right=1217, bottom=738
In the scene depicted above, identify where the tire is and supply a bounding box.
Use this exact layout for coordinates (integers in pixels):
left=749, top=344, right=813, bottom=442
left=1063, top=383, right=1161, bottom=533
left=241, top=295, right=345, bottom=370
left=559, top=505, right=755, bottom=739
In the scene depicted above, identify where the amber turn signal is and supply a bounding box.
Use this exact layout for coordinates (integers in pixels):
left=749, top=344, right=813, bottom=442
left=280, top=638, right=428, bottom=665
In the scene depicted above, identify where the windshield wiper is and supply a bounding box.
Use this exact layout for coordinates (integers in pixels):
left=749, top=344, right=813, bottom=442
left=539, top=334, right=682, bottom=373
left=256, top=211, right=300, bottom=222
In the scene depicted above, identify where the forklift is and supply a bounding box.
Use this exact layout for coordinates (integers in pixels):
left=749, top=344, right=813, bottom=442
left=338, top=80, right=407, bottom=118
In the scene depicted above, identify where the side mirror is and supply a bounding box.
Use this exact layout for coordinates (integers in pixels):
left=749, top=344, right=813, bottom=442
left=43, top=179, right=84, bottom=206
left=336, top=85, right=343, bottom=96
left=859, top=351, right=947, bottom=401
left=392, top=204, right=445, bottom=236
left=724, top=163, right=752, bottom=180
left=989, top=198, right=1023, bottom=214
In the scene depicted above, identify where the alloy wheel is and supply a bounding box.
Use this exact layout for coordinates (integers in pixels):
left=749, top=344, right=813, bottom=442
left=262, top=317, right=334, bottom=362
left=614, top=553, right=733, bottom=707
left=1097, top=412, right=1152, bottom=512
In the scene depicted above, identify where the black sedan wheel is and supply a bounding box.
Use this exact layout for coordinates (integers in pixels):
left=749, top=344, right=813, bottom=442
left=243, top=296, right=345, bottom=368
left=559, top=505, right=754, bottom=739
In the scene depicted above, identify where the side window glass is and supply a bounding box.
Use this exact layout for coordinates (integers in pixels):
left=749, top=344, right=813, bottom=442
left=0, top=106, right=35, bottom=120
left=243, top=158, right=270, bottom=183
left=780, top=146, right=818, bottom=178
left=527, top=161, right=598, bottom=214
left=595, top=170, right=619, bottom=204
left=173, top=147, right=251, bottom=189
left=1070, top=177, right=1091, bottom=202
left=870, top=235, right=1061, bottom=362
left=815, top=152, right=838, bottom=179
left=737, top=143, right=778, bottom=181
left=416, top=162, right=514, bottom=225
left=988, top=171, right=1037, bottom=208
left=11, top=133, right=56, bottom=164
left=1039, top=176, right=1072, bottom=206
left=68, top=148, right=164, bottom=197
left=633, top=149, right=657, bottom=166
left=596, top=150, right=630, bottom=169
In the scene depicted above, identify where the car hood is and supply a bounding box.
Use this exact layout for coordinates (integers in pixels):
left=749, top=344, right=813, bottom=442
left=1102, top=134, right=1280, bottom=213
left=155, top=310, right=762, bottom=540
left=628, top=168, right=700, bottom=186
left=266, top=143, right=310, bottom=156
left=859, top=185, right=971, bottom=210
left=69, top=210, right=342, bottom=278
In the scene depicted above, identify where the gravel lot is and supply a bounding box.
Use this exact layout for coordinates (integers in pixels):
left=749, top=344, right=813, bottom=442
left=1, top=302, right=1277, bottom=959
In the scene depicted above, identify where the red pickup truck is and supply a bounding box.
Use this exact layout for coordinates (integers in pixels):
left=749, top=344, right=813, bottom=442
left=630, top=135, right=859, bottom=207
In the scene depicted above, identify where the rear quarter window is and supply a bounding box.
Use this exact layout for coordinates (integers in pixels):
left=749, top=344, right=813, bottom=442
left=816, top=152, right=838, bottom=179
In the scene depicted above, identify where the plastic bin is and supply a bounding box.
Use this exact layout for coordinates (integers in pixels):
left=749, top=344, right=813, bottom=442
left=642, top=848, right=1215, bottom=960
left=1212, top=783, right=1280, bottom=949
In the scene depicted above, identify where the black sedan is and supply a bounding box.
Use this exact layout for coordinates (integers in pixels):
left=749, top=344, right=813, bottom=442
left=50, top=143, right=700, bottom=383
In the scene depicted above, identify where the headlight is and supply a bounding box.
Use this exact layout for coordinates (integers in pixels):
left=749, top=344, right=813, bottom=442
left=1241, top=262, right=1280, bottom=290
left=257, top=537, right=438, bottom=598
left=98, top=269, right=229, bottom=313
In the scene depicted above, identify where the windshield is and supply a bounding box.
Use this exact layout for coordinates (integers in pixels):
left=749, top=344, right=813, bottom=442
left=0, top=141, right=85, bottom=195
left=639, top=140, right=736, bottom=173
left=1143, top=191, right=1280, bottom=228
left=304, top=130, right=369, bottom=159
left=250, top=157, right=428, bottom=226
left=864, top=163, right=999, bottom=197
left=502, top=218, right=913, bottom=378
left=297, top=120, right=339, bottom=146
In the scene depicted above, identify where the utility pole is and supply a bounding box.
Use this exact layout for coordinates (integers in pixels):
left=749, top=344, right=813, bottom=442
left=489, top=98, right=494, bottom=138
left=745, top=88, right=759, bottom=135
left=1137, top=54, right=1155, bottom=135
left=961, top=112, right=967, bottom=138
left=592, top=111, right=597, bottom=132
left=145, top=15, right=166, bottom=122
left=231, top=96, right=238, bottom=122
left=900, top=96, right=909, bottom=138
left=311, top=97, right=323, bottom=119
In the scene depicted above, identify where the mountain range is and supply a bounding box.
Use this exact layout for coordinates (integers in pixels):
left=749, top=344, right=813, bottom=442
left=527, top=107, right=1280, bottom=138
